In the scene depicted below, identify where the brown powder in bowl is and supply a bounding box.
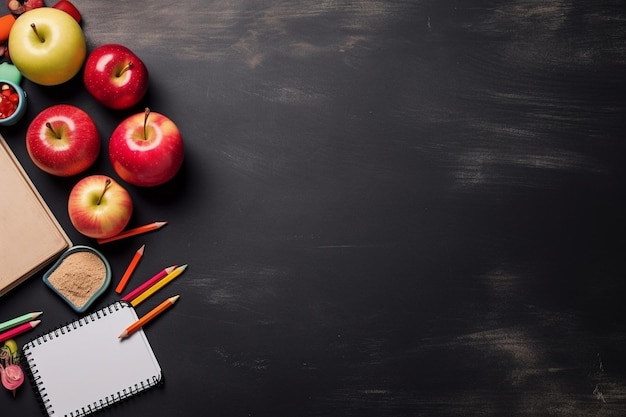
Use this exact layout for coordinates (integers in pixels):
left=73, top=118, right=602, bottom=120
left=47, top=251, right=106, bottom=308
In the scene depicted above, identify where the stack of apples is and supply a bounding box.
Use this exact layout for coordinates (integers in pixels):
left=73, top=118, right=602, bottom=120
left=4, top=2, right=184, bottom=240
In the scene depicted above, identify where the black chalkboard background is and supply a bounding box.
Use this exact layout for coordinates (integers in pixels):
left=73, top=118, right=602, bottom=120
left=1, top=1, right=625, bottom=416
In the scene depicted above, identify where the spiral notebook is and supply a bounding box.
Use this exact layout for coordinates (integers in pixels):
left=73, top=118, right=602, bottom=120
left=22, top=301, right=163, bottom=417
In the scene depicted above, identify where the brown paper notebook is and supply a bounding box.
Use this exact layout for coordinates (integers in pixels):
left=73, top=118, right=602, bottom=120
left=0, top=134, right=72, bottom=297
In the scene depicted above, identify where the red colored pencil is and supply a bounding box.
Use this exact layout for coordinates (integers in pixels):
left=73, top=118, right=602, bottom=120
left=115, top=244, right=145, bottom=294
left=97, top=221, right=167, bottom=244
left=0, top=320, right=40, bottom=343
left=121, top=265, right=177, bottom=302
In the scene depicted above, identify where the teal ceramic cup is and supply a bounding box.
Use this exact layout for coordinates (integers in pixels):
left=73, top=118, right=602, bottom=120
left=43, top=245, right=112, bottom=313
left=0, top=79, right=27, bottom=126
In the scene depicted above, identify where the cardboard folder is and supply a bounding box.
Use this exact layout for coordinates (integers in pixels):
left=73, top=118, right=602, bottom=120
left=0, top=134, right=71, bottom=297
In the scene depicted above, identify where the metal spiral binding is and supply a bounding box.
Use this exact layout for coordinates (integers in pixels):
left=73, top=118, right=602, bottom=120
left=57, top=374, right=161, bottom=416
left=19, top=301, right=157, bottom=417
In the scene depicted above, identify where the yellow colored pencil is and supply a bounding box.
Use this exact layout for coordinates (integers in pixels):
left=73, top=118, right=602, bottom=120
left=97, top=221, right=167, bottom=244
left=119, top=295, right=180, bottom=339
left=121, top=265, right=177, bottom=302
left=115, top=244, right=145, bottom=294
left=130, top=264, right=187, bottom=307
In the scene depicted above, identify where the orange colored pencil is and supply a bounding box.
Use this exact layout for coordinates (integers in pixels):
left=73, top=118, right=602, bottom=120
left=115, top=244, right=145, bottom=294
left=119, top=295, right=180, bottom=339
left=97, top=221, right=167, bottom=244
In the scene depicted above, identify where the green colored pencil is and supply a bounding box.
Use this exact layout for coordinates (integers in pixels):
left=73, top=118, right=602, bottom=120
left=0, top=312, right=42, bottom=333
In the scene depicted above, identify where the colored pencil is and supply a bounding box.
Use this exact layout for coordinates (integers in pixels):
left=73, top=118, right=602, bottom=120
left=115, top=244, right=145, bottom=294
left=0, top=311, right=42, bottom=333
left=130, top=264, right=188, bottom=307
left=121, top=265, right=177, bottom=302
left=96, top=221, right=167, bottom=244
left=0, top=320, right=40, bottom=343
left=119, top=295, right=180, bottom=339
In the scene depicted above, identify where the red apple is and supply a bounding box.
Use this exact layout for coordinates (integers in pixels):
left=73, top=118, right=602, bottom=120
left=109, top=108, right=184, bottom=187
left=51, top=0, right=81, bottom=23
left=68, top=175, right=133, bottom=239
left=83, top=44, right=149, bottom=110
left=26, top=104, right=100, bottom=176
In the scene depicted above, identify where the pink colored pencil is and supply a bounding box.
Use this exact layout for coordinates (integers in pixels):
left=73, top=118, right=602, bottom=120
left=121, top=265, right=177, bottom=302
left=0, top=320, right=40, bottom=343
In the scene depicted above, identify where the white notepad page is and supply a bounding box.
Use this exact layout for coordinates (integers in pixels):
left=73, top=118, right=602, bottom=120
left=23, top=302, right=162, bottom=417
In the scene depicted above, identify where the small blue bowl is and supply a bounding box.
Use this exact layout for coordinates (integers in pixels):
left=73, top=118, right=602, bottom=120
left=43, top=245, right=111, bottom=313
left=0, top=79, right=27, bottom=126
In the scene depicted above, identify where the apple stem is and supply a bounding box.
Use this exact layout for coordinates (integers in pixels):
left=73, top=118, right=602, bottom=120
left=117, top=62, right=134, bottom=77
left=97, top=179, right=112, bottom=206
left=30, top=23, right=45, bottom=43
left=46, top=122, right=61, bottom=139
left=143, top=107, right=150, bottom=140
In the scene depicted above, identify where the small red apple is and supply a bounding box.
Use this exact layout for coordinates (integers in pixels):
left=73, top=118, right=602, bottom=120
left=109, top=108, right=184, bottom=187
left=68, top=175, right=133, bottom=239
left=26, top=104, right=100, bottom=176
left=51, top=0, right=81, bottom=23
left=83, top=44, right=149, bottom=110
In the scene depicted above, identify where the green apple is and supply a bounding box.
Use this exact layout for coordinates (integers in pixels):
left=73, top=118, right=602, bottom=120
left=8, top=8, right=86, bottom=86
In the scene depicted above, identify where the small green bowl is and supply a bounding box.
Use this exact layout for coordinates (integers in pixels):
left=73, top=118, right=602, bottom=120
left=43, top=245, right=111, bottom=313
left=0, top=79, right=27, bottom=126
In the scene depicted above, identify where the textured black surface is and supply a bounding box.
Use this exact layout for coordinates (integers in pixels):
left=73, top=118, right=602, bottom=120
left=1, top=1, right=626, bottom=415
